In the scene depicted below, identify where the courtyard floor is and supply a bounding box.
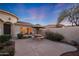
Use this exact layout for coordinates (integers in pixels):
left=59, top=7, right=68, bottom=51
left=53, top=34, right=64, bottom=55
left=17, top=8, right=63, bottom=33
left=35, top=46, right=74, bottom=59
left=15, top=39, right=77, bottom=56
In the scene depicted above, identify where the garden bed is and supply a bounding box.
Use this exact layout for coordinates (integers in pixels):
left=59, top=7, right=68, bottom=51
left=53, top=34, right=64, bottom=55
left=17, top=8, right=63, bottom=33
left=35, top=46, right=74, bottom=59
left=0, top=41, right=15, bottom=56
left=0, top=35, right=15, bottom=56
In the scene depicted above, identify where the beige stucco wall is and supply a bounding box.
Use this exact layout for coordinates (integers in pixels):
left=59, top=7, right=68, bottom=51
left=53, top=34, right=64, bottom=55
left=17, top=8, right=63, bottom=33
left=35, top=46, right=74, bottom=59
left=44, top=27, right=79, bottom=42
left=12, top=25, right=21, bottom=38
left=0, top=21, right=3, bottom=35
left=0, top=11, right=18, bottom=23
left=13, top=24, right=33, bottom=38
left=13, top=25, right=28, bottom=38
left=0, top=10, right=18, bottom=37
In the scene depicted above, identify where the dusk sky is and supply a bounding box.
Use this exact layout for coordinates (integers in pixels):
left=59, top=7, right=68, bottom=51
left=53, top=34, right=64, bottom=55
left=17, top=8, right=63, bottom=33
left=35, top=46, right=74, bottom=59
left=0, top=3, right=74, bottom=25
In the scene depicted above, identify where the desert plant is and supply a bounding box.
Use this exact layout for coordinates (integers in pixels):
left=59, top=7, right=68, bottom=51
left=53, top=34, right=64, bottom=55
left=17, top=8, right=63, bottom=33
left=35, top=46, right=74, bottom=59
left=45, top=31, right=64, bottom=41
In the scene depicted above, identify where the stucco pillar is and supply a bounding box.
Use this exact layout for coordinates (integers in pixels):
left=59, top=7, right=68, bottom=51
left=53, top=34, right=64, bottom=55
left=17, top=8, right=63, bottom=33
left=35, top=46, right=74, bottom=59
left=11, top=23, right=15, bottom=39
left=0, top=21, right=3, bottom=35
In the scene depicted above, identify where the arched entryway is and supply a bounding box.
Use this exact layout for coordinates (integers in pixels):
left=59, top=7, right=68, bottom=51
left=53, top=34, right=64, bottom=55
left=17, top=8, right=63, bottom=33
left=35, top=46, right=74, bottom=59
left=3, top=22, right=11, bottom=35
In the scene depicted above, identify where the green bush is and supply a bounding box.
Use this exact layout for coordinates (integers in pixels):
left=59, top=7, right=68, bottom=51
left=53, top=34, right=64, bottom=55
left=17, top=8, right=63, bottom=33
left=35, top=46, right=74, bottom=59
left=45, top=31, right=64, bottom=41
left=17, top=33, right=23, bottom=39
left=0, top=35, right=11, bottom=43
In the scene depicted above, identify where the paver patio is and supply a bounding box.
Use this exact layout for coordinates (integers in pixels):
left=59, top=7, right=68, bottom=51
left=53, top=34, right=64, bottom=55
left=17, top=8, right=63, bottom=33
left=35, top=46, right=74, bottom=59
left=15, top=39, right=77, bottom=56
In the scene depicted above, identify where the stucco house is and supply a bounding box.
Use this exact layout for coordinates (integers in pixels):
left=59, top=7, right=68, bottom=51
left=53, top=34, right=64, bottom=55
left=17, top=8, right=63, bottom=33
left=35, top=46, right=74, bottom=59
left=0, top=10, right=33, bottom=38
left=14, top=21, right=33, bottom=38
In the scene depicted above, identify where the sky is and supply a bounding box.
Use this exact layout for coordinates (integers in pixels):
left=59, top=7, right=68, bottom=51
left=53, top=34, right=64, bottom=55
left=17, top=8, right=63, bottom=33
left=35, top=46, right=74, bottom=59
left=0, top=3, right=74, bottom=25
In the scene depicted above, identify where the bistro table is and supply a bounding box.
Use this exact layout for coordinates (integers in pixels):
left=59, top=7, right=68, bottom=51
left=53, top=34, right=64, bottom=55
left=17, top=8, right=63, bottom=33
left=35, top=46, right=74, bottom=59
left=33, top=34, right=44, bottom=40
left=32, top=24, right=44, bottom=40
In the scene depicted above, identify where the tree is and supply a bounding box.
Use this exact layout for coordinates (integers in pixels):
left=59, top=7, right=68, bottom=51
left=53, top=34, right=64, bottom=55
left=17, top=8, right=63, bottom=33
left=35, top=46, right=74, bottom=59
left=57, top=4, right=79, bottom=26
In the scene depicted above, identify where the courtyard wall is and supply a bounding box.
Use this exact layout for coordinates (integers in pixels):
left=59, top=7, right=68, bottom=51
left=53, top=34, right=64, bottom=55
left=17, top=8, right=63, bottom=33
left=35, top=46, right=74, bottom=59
left=44, top=26, right=79, bottom=42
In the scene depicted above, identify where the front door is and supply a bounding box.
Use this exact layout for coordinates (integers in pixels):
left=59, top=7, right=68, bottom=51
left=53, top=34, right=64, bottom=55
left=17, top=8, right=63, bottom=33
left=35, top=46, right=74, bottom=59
left=4, top=22, right=11, bottom=35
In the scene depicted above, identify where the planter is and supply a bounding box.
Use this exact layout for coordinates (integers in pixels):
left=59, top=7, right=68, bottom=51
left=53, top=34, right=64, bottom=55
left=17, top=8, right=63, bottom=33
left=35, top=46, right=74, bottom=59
left=0, top=41, right=15, bottom=56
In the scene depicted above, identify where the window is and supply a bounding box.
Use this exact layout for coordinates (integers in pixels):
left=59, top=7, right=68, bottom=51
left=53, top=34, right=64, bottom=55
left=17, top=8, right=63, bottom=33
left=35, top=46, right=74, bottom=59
left=20, top=27, right=32, bottom=34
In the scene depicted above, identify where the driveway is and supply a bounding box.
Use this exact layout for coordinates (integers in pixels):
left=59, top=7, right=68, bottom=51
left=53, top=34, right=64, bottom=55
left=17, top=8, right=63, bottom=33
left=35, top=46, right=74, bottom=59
left=15, top=39, right=77, bottom=56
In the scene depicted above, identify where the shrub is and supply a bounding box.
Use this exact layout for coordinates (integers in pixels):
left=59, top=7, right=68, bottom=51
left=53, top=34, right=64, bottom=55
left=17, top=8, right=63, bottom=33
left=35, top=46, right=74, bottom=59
left=0, top=35, right=15, bottom=56
left=0, top=34, right=11, bottom=43
left=17, top=33, right=23, bottom=39
left=45, top=31, right=64, bottom=41
left=0, top=41, right=15, bottom=56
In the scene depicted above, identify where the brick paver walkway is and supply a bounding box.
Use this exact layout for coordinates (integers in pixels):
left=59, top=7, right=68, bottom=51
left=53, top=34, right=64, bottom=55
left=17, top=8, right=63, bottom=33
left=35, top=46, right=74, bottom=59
left=15, top=39, right=77, bottom=56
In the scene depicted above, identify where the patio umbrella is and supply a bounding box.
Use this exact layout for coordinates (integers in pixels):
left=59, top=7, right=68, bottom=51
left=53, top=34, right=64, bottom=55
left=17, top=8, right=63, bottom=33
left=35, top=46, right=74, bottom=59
left=32, top=24, right=44, bottom=34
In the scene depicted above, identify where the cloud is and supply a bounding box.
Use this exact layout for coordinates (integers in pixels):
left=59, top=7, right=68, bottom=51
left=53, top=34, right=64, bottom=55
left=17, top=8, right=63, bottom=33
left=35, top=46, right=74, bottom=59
left=23, top=18, right=31, bottom=20
left=26, top=6, right=50, bottom=20
left=22, top=4, right=64, bottom=25
left=60, top=18, right=72, bottom=25
left=19, top=3, right=73, bottom=25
